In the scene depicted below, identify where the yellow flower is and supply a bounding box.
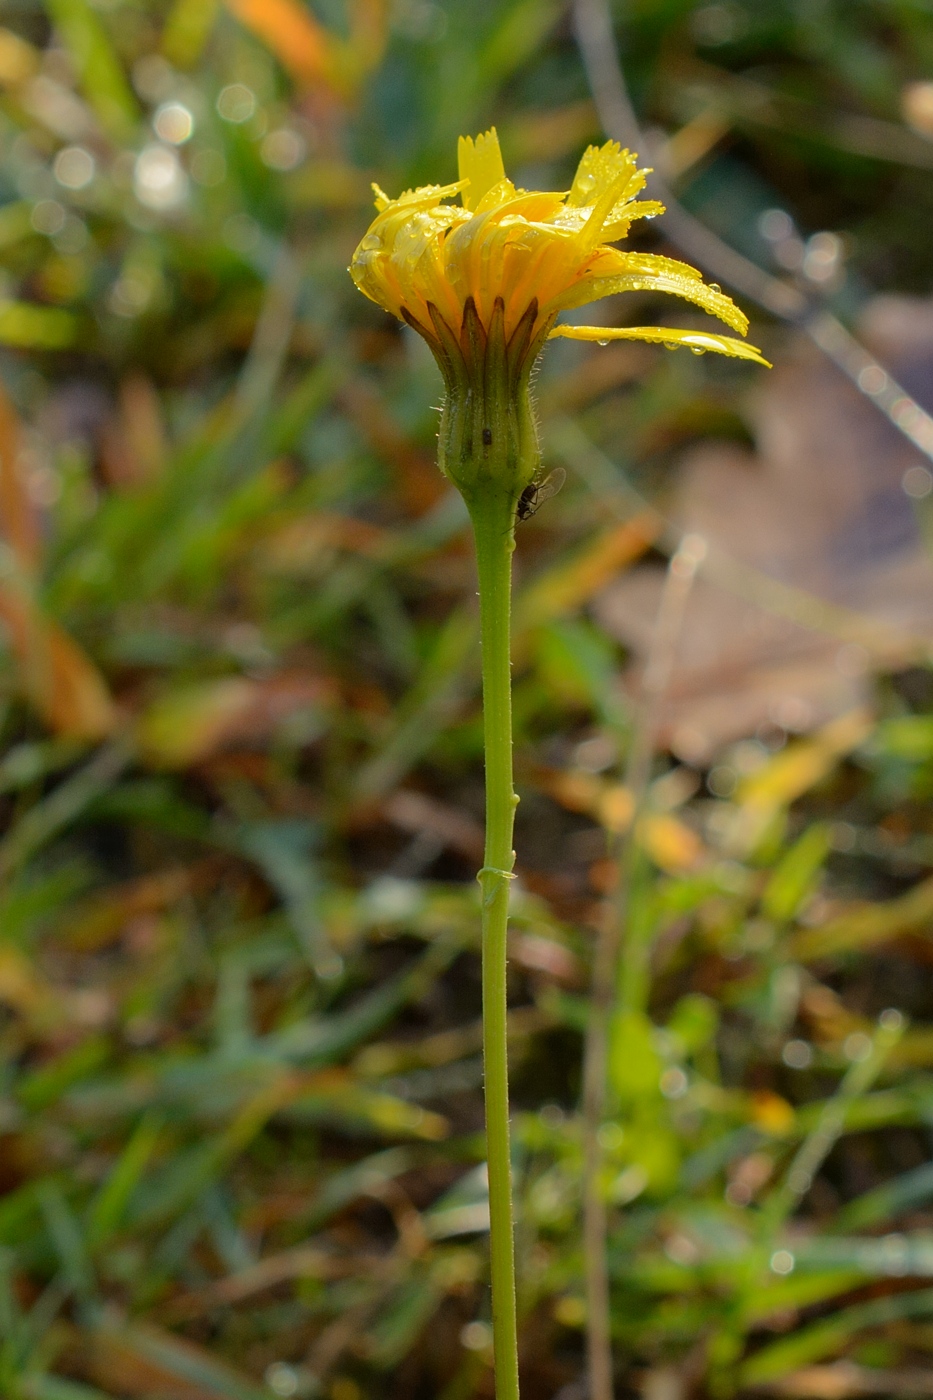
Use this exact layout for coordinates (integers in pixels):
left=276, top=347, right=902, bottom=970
left=350, top=127, right=769, bottom=375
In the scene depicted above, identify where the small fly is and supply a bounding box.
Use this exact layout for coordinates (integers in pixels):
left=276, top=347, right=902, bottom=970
left=516, top=467, right=566, bottom=523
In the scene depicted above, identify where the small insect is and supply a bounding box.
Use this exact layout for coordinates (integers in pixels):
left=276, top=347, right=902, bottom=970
left=516, top=467, right=566, bottom=522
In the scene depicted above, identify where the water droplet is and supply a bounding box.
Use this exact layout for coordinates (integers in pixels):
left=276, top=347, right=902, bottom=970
left=690, top=346, right=707, bottom=356
left=663, top=342, right=677, bottom=350
left=709, top=283, right=721, bottom=294
left=597, top=339, right=609, bottom=347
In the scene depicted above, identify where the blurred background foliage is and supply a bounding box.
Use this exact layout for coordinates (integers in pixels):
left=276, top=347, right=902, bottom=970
left=5, top=1, right=933, bottom=1398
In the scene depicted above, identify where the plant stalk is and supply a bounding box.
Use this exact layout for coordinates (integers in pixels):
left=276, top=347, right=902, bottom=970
left=470, top=488, right=521, bottom=1400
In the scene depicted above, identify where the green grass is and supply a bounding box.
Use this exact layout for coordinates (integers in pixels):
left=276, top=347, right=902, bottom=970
left=1, top=1, right=933, bottom=1396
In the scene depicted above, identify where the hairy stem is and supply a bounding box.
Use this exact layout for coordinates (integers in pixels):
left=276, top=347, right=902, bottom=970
left=470, top=488, right=521, bottom=1400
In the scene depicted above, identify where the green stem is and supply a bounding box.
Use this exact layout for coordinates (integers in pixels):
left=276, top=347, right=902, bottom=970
left=469, top=487, right=521, bottom=1400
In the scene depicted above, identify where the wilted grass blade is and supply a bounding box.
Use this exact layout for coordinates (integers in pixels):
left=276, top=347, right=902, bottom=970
left=792, top=875, right=933, bottom=960
left=740, top=1286, right=933, bottom=1385
left=82, top=1321, right=271, bottom=1399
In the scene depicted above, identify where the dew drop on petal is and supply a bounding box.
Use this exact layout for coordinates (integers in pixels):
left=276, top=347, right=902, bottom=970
left=663, top=342, right=678, bottom=350
left=691, top=346, right=707, bottom=355
left=709, top=283, right=721, bottom=294
left=597, top=339, right=609, bottom=347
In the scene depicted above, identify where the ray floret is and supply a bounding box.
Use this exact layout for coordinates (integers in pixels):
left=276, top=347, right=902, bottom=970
left=350, top=126, right=770, bottom=393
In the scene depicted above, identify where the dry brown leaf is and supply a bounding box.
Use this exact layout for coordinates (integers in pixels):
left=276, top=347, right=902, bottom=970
left=73, top=1319, right=270, bottom=1399
left=0, top=379, right=115, bottom=737
left=99, top=373, right=167, bottom=488
left=0, top=585, right=116, bottom=738
left=763, top=1359, right=933, bottom=1397
left=36, top=613, right=118, bottom=738
left=595, top=297, right=933, bottom=760
left=0, top=377, right=40, bottom=569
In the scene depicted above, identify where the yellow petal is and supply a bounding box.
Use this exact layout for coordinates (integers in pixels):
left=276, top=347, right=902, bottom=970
left=602, top=200, right=665, bottom=238
left=377, top=179, right=467, bottom=215
left=554, top=254, right=750, bottom=336
left=568, top=140, right=639, bottom=207
left=458, top=128, right=506, bottom=211
left=621, top=251, right=707, bottom=282
left=549, top=323, right=771, bottom=365
left=472, top=177, right=519, bottom=214
left=350, top=133, right=770, bottom=386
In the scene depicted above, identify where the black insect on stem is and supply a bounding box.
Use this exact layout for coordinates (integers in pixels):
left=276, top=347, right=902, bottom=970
left=515, top=467, right=566, bottom=523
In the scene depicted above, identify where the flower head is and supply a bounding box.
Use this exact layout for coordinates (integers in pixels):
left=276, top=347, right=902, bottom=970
left=350, top=127, right=769, bottom=378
